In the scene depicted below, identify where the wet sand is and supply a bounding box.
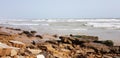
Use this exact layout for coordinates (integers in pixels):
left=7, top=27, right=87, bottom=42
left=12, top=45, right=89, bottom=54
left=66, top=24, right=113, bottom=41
left=34, top=28, right=120, bottom=46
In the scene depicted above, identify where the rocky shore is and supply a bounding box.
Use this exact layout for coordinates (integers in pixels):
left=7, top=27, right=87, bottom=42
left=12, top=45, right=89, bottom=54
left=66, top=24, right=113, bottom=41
left=0, top=26, right=119, bottom=58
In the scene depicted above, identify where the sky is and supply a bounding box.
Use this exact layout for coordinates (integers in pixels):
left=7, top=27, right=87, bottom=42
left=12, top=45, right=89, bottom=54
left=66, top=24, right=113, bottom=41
left=0, top=0, right=120, bottom=19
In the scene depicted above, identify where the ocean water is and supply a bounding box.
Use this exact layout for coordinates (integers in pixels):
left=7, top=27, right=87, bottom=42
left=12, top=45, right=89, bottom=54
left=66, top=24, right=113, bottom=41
left=0, top=19, right=120, bottom=45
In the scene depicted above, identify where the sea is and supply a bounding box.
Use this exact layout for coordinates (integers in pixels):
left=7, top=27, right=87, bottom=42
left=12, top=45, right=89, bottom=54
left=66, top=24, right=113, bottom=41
left=0, top=19, right=120, bottom=45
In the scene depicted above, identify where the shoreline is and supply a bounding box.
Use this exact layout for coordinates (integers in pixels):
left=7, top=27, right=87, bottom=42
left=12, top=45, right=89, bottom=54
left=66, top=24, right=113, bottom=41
left=0, top=26, right=119, bottom=58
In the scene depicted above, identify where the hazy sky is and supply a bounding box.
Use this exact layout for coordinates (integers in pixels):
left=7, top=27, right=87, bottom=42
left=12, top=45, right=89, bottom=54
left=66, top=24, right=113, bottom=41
left=0, top=0, right=120, bottom=19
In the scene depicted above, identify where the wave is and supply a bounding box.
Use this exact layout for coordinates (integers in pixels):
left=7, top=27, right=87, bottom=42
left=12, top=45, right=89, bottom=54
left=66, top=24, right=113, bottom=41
left=44, top=19, right=120, bottom=22
left=45, top=19, right=120, bottom=23
left=54, top=28, right=87, bottom=31
left=85, top=22, right=120, bottom=29
left=8, top=23, right=40, bottom=26
left=0, top=23, right=50, bottom=26
left=1, top=19, right=120, bottom=22
left=0, top=19, right=120, bottom=30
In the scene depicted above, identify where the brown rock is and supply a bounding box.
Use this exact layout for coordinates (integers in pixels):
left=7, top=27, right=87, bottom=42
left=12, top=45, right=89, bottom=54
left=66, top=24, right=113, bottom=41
left=1, top=56, right=11, bottom=58
left=9, top=40, right=26, bottom=48
left=27, top=48, right=42, bottom=55
left=110, top=46, right=120, bottom=53
left=11, top=49, right=18, bottom=56
left=83, top=42, right=110, bottom=53
left=35, top=35, right=43, bottom=39
left=1, top=48, right=12, bottom=56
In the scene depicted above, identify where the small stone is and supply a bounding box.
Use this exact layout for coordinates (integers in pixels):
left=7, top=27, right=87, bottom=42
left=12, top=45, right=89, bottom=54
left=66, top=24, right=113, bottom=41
left=37, top=54, right=45, bottom=58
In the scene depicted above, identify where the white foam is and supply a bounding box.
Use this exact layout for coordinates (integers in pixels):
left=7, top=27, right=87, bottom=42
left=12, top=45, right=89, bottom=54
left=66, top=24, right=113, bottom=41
left=31, top=19, right=46, bottom=22
left=75, top=19, right=120, bottom=22
left=41, top=23, right=49, bottom=26
left=85, top=22, right=120, bottom=29
left=55, top=28, right=87, bottom=31
left=71, top=28, right=87, bottom=31
left=46, top=19, right=58, bottom=22
left=9, top=23, right=39, bottom=26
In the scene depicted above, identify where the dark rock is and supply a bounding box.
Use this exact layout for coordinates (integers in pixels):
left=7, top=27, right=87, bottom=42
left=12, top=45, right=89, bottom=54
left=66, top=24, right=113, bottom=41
left=71, top=35, right=98, bottom=41
left=83, top=42, right=110, bottom=53
left=23, top=31, right=30, bottom=34
left=31, top=31, right=37, bottom=34
left=32, top=41, right=36, bottom=45
left=110, top=46, right=120, bottom=54
left=94, top=40, right=114, bottom=47
left=23, top=31, right=33, bottom=37
left=38, top=46, right=47, bottom=51
left=30, top=31, right=37, bottom=36
left=13, top=28, right=21, bottom=31
left=36, top=35, right=43, bottom=39
left=52, top=34, right=58, bottom=38
left=46, top=40, right=58, bottom=45
left=73, top=54, right=87, bottom=58
left=102, top=40, right=114, bottom=46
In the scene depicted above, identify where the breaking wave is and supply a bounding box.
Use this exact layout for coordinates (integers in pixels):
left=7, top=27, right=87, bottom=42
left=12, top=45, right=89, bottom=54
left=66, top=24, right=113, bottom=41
left=0, top=19, right=120, bottom=30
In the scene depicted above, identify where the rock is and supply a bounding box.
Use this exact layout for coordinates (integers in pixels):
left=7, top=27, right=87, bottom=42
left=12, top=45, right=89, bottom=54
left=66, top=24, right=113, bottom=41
left=31, top=31, right=37, bottom=34
left=13, top=28, right=21, bottom=31
left=35, top=35, right=43, bottom=39
left=0, top=26, right=119, bottom=58
left=11, top=49, right=18, bottom=56
left=110, top=46, right=120, bottom=53
left=1, top=56, right=11, bottom=58
left=14, top=55, right=36, bottom=58
left=0, top=48, right=2, bottom=56
left=0, top=48, right=12, bottom=56
left=14, top=55, right=25, bottom=58
left=23, top=31, right=33, bottom=37
left=103, top=55, right=112, bottom=58
left=37, top=54, right=45, bottom=58
left=30, top=31, right=37, bottom=36
left=27, top=48, right=42, bottom=55
left=86, top=49, right=95, bottom=53
left=59, top=36, right=72, bottom=44
left=71, top=35, right=98, bottom=41
left=18, top=48, right=25, bottom=55
left=44, top=45, right=56, bottom=51
left=73, top=54, right=86, bottom=58
left=83, top=42, right=110, bottom=53
left=38, top=46, right=47, bottom=51
left=46, top=40, right=58, bottom=45
left=0, top=42, right=19, bottom=56
left=52, top=34, right=58, bottom=38
left=9, top=40, right=26, bottom=48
